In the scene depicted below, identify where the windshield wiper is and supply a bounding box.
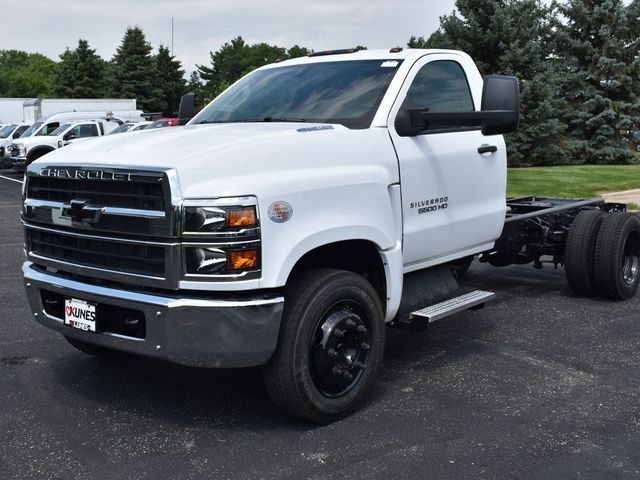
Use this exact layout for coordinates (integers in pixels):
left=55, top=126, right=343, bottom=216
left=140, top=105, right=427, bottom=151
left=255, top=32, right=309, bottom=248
left=198, top=117, right=307, bottom=124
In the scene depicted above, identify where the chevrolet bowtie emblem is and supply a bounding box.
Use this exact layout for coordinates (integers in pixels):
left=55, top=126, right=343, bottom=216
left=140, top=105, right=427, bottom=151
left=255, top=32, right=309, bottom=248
left=61, top=199, right=103, bottom=225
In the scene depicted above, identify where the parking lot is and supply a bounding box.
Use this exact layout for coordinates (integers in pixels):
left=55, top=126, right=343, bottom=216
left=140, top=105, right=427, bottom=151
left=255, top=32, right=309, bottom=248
left=1, top=172, right=640, bottom=479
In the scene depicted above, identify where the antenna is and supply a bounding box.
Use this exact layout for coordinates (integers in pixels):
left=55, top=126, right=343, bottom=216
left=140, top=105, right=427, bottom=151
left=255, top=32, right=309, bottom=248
left=171, top=17, right=174, bottom=57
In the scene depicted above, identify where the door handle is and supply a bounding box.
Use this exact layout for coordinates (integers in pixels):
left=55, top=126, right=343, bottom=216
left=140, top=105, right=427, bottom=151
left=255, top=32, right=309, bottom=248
left=478, top=144, right=498, bottom=154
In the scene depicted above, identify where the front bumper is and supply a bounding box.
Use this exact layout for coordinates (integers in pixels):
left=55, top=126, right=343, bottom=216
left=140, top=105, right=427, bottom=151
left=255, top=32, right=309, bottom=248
left=22, top=262, right=284, bottom=368
left=11, top=156, right=26, bottom=169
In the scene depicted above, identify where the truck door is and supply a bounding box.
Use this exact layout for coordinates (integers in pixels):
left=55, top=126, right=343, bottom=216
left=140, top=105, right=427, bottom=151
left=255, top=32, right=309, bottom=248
left=388, top=54, right=507, bottom=269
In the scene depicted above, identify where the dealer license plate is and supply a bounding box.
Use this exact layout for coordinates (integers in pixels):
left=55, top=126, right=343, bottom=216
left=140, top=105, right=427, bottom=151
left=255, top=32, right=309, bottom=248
left=64, top=298, right=97, bottom=332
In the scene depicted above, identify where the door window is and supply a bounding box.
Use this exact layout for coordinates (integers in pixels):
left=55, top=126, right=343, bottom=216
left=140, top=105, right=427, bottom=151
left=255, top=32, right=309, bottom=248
left=404, top=61, right=475, bottom=112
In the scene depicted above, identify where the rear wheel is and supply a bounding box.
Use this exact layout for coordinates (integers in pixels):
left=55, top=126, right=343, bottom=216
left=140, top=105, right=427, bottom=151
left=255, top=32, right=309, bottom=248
left=594, top=212, right=640, bottom=300
left=263, top=269, right=385, bottom=424
left=564, top=209, right=606, bottom=296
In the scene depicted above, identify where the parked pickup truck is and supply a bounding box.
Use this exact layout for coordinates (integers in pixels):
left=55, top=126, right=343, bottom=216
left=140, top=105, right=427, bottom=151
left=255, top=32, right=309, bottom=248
left=21, top=48, right=640, bottom=423
left=0, top=123, right=30, bottom=168
left=10, top=119, right=118, bottom=169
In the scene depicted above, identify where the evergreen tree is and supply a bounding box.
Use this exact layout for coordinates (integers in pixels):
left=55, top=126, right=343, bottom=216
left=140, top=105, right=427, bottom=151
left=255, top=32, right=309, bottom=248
left=410, top=0, right=566, bottom=166
left=197, top=37, right=311, bottom=101
left=111, top=26, right=163, bottom=112
left=54, top=39, right=107, bottom=98
left=556, top=0, right=640, bottom=164
left=155, top=45, right=186, bottom=115
left=186, top=71, right=206, bottom=110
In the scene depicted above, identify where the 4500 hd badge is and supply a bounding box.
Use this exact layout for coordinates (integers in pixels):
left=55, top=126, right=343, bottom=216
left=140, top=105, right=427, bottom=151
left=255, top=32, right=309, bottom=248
left=410, top=196, right=449, bottom=214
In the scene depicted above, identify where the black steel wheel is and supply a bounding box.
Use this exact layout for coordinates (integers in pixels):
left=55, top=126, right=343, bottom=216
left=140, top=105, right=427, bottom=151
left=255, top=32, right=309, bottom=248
left=594, top=213, right=640, bottom=300
left=263, top=268, right=384, bottom=424
left=564, top=209, right=606, bottom=296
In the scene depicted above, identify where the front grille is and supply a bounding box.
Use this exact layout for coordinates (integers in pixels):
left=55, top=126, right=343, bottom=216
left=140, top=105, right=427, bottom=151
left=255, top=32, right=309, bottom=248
left=28, top=176, right=166, bottom=211
left=27, top=228, right=166, bottom=277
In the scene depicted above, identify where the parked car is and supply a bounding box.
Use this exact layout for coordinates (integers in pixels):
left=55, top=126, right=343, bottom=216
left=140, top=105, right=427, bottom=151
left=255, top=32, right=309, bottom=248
left=146, top=117, right=179, bottom=129
left=10, top=120, right=117, bottom=169
left=0, top=123, right=30, bottom=168
left=17, top=110, right=145, bottom=142
left=108, top=121, right=153, bottom=135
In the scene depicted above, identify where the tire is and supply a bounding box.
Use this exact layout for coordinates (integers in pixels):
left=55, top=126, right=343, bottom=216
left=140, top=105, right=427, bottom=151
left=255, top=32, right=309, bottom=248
left=26, top=149, right=51, bottom=166
left=564, top=210, right=606, bottom=296
left=64, top=335, right=116, bottom=357
left=594, top=212, right=640, bottom=300
left=263, top=268, right=385, bottom=424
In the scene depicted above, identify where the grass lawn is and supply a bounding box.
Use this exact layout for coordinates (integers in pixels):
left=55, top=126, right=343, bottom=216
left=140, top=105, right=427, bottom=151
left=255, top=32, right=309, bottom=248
left=507, top=165, right=640, bottom=198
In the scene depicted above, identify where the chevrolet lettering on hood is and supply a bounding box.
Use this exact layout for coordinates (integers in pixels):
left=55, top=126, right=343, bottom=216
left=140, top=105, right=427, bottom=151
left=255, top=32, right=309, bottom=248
left=38, top=168, right=133, bottom=182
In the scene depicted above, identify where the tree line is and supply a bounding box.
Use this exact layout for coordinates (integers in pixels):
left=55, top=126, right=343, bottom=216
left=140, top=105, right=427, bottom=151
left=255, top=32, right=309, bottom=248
left=0, top=0, right=639, bottom=166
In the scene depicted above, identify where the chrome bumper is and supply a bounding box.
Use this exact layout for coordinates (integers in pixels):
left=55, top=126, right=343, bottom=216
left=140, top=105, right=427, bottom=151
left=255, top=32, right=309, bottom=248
left=22, top=262, right=284, bottom=368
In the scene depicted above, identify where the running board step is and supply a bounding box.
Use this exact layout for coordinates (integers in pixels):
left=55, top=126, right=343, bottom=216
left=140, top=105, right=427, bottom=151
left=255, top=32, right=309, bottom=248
left=410, top=290, right=495, bottom=323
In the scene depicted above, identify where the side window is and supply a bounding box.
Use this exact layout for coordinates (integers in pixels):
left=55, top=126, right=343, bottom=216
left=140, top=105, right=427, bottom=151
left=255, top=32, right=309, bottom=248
left=37, top=122, right=60, bottom=136
left=404, top=61, right=475, bottom=112
left=78, top=124, right=99, bottom=137
left=69, top=125, right=83, bottom=138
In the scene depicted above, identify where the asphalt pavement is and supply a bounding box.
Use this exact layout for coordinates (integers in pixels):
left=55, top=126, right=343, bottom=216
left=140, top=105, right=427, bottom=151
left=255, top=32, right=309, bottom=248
left=1, top=172, right=639, bottom=480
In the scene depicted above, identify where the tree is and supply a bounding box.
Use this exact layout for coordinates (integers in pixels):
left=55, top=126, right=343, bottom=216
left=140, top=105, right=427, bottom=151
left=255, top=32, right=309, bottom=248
left=197, top=37, right=311, bottom=101
left=54, top=39, right=107, bottom=98
left=409, top=0, right=566, bottom=166
left=111, top=26, right=163, bottom=112
left=155, top=45, right=186, bottom=114
left=555, top=0, right=640, bottom=164
left=0, top=50, right=57, bottom=97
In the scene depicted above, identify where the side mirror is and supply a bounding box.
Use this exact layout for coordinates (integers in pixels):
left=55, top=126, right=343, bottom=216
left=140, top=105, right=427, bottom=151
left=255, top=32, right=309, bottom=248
left=394, top=74, right=520, bottom=137
left=64, top=133, right=75, bottom=141
left=178, top=93, right=196, bottom=125
left=480, top=75, right=519, bottom=136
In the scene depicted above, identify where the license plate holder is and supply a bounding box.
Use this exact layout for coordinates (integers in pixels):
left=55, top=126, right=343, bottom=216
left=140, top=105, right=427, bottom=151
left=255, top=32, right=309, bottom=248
left=64, top=298, right=97, bottom=332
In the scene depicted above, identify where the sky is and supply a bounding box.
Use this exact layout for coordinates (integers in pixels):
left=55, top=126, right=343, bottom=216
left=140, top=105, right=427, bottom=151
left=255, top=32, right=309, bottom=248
left=0, top=0, right=458, bottom=74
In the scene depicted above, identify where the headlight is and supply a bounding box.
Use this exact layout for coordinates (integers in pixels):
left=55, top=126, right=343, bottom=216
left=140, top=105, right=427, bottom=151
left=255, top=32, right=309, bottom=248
left=184, top=205, right=257, bottom=233
left=182, top=197, right=261, bottom=279
left=12, top=143, right=26, bottom=156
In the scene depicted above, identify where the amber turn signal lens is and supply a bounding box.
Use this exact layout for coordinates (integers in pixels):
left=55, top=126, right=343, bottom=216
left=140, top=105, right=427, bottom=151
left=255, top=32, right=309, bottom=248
left=227, top=207, right=256, bottom=227
left=228, top=250, right=258, bottom=270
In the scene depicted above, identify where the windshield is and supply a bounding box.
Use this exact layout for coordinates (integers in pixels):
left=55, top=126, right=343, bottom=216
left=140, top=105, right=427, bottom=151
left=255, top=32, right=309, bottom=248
left=49, top=123, right=73, bottom=136
left=192, top=60, right=402, bottom=129
left=20, top=122, right=43, bottom=138
left=147, top=120, right=171, bottom=129
left=108, top=123, right=133, bottom=134
left=0, top=125, right=16, bottom=138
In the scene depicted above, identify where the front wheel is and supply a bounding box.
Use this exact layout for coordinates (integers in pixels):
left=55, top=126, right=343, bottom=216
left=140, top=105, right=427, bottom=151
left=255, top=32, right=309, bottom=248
left=263, top=269, right=385, bottom=424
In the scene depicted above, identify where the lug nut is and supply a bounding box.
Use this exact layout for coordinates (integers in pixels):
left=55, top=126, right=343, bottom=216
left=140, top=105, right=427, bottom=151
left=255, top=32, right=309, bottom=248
left=332, top=366, right=342, bottom=376
left=327, top=348, right=339, bottom=358
left=360, top=342, right=370, bottom=351
left=357, top=325, right=366, bottom=333
left=333, top=328, right=345, bottom=338
left=346, top=319, right=357, bottom=329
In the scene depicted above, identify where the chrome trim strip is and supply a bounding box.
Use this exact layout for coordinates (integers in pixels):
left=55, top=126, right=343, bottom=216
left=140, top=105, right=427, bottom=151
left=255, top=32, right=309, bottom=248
left=23, top=262, right=283, bottom=308
left=25, top=198, right=166, bottom=219
left=28, top=252, right=167, bottom=281
left=182, top=240, right=261, bottom=248
left=23, top=222, right=179, bottom=246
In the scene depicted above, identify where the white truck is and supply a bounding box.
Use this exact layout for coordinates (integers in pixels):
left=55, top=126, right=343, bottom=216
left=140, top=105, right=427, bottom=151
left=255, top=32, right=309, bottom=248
left=0, top=123, right=30, bottom=168
left=10, top=112, right=142, bottom=168
left=21, top=49, right=640, bottom=423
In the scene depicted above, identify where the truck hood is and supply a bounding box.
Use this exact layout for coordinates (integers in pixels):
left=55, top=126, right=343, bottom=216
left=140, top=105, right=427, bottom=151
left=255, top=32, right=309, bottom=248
left=30, top=122, right=374, bottom=197
left=15, top=135, right=59, bottom=148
